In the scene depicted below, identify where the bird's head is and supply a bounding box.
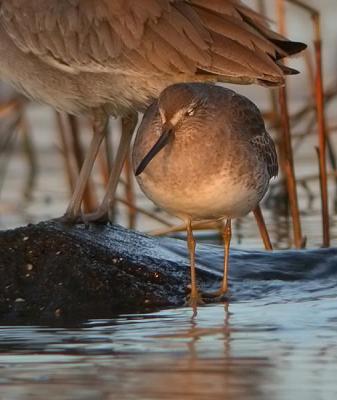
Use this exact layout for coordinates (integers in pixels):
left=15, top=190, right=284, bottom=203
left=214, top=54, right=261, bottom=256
left=135, top=83, right=206, bottom=176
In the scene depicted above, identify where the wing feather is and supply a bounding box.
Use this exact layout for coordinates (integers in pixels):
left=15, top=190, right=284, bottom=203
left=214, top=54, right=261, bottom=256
left=0, top=0, right=306, bottom=84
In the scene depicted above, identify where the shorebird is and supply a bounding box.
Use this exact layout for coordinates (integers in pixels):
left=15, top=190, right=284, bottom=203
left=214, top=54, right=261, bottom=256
left=133, top=83, right=278, bottom=308
left=0, top=1, right=302, bottom=222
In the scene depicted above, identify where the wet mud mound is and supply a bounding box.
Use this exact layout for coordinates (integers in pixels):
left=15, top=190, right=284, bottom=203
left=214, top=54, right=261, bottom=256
left=0, top=221, right=218, bottom=322
left=1, top=220, right=337, bottom=323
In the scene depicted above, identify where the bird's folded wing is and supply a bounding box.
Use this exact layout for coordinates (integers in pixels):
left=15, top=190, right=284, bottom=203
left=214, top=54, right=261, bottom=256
left=250, top=132, right=279, bottom=179
left=0, top=0, right=305, bottom=85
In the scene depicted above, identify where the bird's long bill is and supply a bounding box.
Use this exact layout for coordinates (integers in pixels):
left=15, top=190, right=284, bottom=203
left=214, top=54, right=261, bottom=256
left=135, top=127, right=173, bottom=176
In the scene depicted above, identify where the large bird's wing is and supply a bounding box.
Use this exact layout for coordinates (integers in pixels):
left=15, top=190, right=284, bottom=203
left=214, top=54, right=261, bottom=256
left=0, top=0, right=305, bottom=85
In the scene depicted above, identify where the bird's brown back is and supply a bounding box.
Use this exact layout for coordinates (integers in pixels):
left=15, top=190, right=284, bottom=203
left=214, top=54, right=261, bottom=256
left=0, top=0, right=306, bottom=88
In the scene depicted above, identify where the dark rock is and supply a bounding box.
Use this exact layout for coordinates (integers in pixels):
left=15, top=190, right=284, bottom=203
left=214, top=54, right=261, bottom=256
left=1, top=220, right=337, bottom=323
left=0, top=221, right=219, bottom=323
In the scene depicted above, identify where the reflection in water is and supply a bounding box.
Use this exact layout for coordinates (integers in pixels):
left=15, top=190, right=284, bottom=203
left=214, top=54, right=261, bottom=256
left=1, top=296, right=337, bottom=399
left=153, top=303, right=273, bottom=400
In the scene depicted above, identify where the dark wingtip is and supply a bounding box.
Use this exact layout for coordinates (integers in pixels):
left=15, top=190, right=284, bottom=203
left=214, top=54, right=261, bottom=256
left=276, top=62, right=300, bottom=75
left=273, top=39, right=307, bottom=58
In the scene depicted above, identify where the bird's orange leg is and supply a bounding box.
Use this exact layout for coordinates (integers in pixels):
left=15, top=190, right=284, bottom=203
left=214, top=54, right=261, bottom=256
left=186, top=219, right=204, bottom=315
left=202, top=219, right=231, bottom=300
left=221, top=219, right=232, bottom=294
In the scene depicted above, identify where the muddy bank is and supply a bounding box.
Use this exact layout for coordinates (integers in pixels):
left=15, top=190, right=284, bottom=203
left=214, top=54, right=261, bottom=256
left=1, top=220, right=337, bottom=323
left=0, top=221, right=220, bottom=323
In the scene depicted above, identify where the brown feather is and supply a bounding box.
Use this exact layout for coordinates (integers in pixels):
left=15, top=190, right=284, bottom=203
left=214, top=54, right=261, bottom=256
left=0, top=0, right=306, bottom=86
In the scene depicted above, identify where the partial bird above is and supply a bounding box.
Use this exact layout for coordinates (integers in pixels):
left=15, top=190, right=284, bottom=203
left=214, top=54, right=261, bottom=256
left=133, top=83, right=278, bottom=309
left=0, top=0, right=303, bottom=222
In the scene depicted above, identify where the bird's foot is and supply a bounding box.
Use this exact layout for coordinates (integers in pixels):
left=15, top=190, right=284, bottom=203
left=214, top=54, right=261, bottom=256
left=201, top=288, right=228, bottom=303
left=56, top=212, right=83, bottom=225
left=185, top=290, right=205, bottom=318
left=185, top=292, right=205, bottom=307
left=57, top=207, right=111, bottom=226
left=81, top=208, right=110, bottom=224
left=185, top=286, right=229, bottom=315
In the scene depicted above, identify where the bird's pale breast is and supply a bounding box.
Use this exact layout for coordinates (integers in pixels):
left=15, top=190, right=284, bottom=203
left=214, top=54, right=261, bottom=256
left=134, top=111, right=269, bottom=221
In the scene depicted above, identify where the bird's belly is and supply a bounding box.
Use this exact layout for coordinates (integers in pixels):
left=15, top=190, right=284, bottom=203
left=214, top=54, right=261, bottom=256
left=138, top=172, right=267, bottom=221
left=0, top=26, right=219, bottom=117
left=0, top=28, right=150, bottom=116
left=0, top=27, right=207, bottom=117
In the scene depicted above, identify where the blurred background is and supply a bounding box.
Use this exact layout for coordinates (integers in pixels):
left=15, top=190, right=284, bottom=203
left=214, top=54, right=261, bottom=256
left=1, top=0, right=336, bottom=250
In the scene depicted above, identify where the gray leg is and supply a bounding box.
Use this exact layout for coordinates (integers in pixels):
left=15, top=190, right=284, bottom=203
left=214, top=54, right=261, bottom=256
left=64, top=112, right=108, bottom=221
left=86, top=111, right=138, bottom=222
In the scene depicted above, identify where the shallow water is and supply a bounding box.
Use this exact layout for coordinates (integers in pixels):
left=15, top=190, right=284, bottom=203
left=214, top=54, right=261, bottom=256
left=1, top=294, right=337, bottom=400
left=1, top=237, right=337, bottom=399
left=2, top=224, right=337, bottom=399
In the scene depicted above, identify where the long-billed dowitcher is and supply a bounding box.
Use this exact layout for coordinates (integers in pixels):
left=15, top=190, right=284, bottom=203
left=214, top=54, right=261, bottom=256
left=0, top=1, right=302, bottom=222
left=132, top=83, right=278, bottom=308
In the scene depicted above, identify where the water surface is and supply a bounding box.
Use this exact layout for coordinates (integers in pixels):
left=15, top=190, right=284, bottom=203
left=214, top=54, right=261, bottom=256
left=1, top=291, right=337, bottom=400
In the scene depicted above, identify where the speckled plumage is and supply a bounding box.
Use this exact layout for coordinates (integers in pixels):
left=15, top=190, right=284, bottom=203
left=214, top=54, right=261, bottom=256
left=132, top=83, right=278, bottom=221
